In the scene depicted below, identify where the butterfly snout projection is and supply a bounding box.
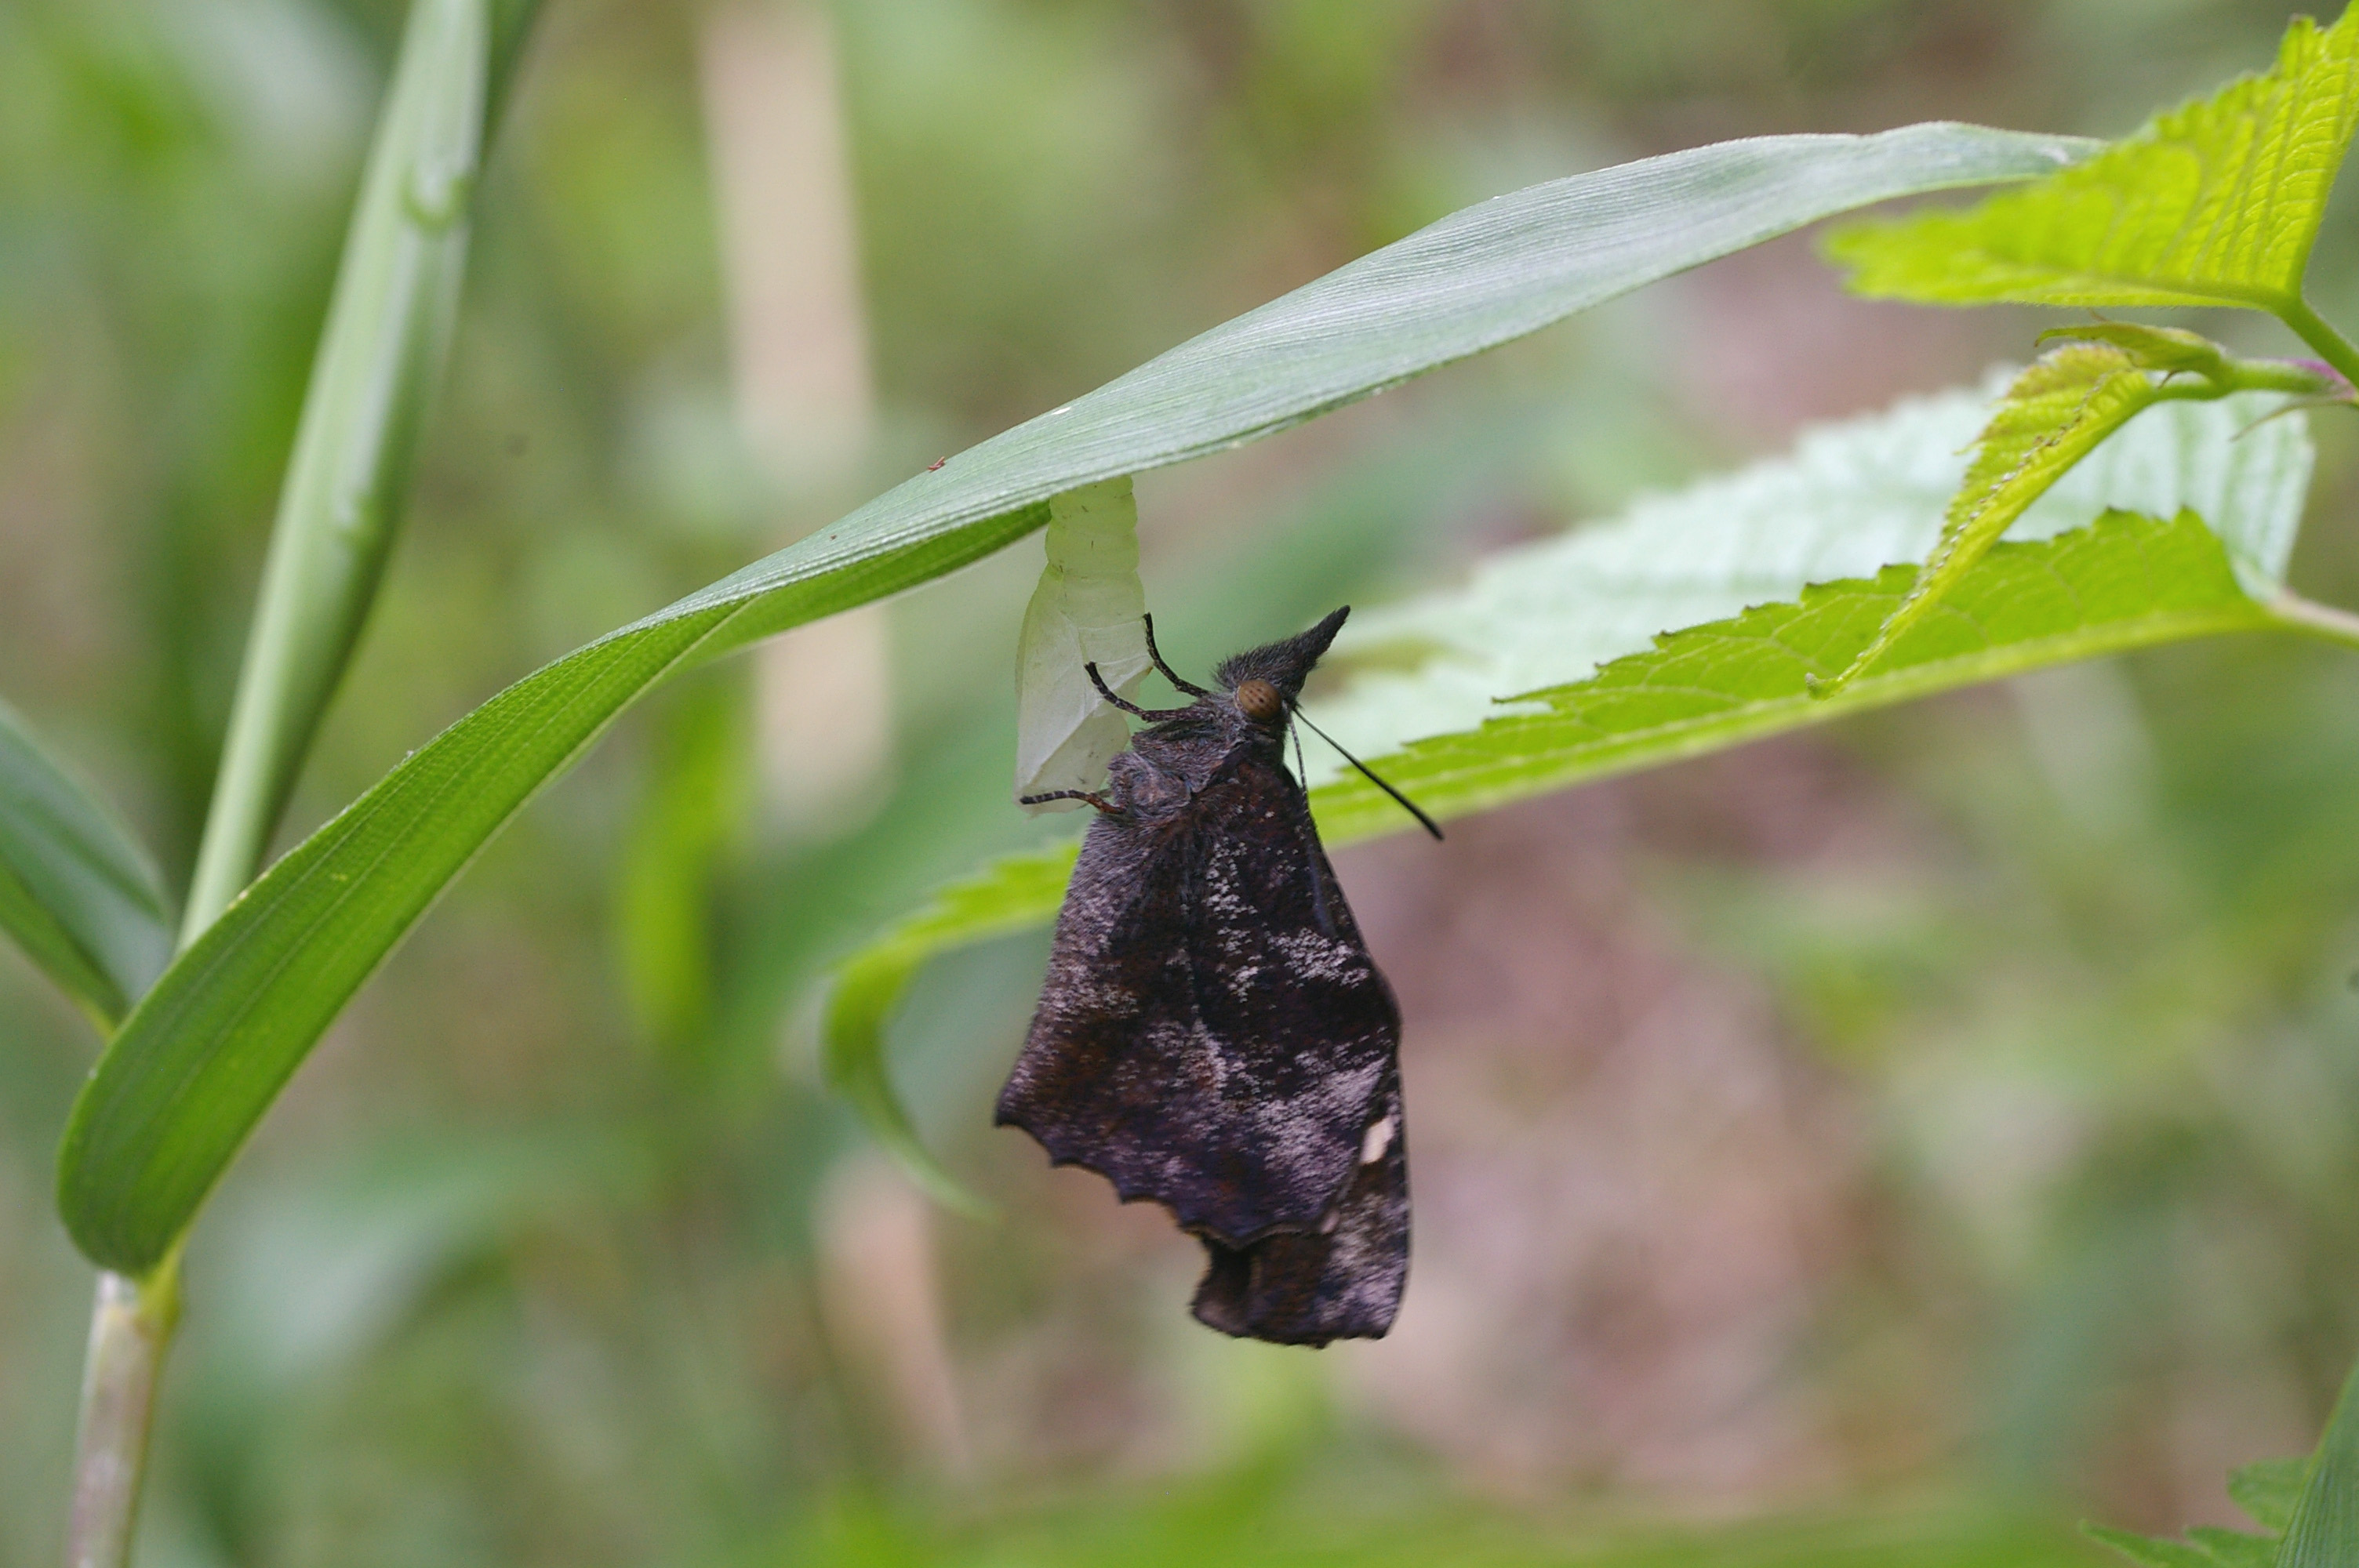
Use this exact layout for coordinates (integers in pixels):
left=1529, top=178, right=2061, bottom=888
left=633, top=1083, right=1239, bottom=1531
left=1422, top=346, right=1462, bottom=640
left=998, top=606, right=1440, bottom=1346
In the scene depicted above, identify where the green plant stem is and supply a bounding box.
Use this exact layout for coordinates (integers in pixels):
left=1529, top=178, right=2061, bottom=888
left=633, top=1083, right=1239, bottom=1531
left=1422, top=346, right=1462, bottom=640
left=63, top=1260, right=180, bottom=1568
left=60, top=5, right=537, bottom=1563
left=2218, top=358, right=2348, bottom=396
left=2268, top=590, right=2359, bottom=651
left=2278, top=297, right=2359, bottom=390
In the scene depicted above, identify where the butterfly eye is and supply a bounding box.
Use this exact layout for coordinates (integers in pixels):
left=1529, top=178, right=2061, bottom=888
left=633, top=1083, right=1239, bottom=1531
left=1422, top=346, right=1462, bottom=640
left=1233, top=679, right=1284, bottom=721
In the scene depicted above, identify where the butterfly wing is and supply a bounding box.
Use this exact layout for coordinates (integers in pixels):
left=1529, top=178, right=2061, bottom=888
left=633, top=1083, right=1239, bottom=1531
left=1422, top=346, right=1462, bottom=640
left=998, top=746, right=1407, bottom=1341
left=1190, top=1062, right=1407, bottom=1345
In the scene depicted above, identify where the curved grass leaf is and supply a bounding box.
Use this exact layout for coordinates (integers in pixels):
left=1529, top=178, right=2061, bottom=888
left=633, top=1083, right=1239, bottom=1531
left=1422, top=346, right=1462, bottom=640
left=820, top=376, right=2317, bottom=1196
left=2278, top=1352, right=2359, bottom=1568
left=820, top=849, right=1082, bottom=1218
left=184, top=0, right=542, bottom=932
left=1824, top=10, right=2359, bottom=313
left=56, top=124, right=2096, bottom=1276
left=0, top=700, right=173, bottom=1029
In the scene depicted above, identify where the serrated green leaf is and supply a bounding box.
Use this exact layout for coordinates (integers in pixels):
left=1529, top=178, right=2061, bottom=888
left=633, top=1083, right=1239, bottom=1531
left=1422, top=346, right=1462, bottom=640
left=818, top=372, right=2316, bottom=1195
left=1825, top=9, right=2359, bottom=313
left=0, top=699, right=173, bottom=1028
left=2083, top=1523, right=2233, bottom=1568
left=2230, top=1455, right=2313, bottom=1534
left=1302, top=381, right=2307, bottom=780
left=1288, top=510, right=2279, bottom=840
left=2184, top=1528, right=2278, bottom=1568
left=2278, top=1353, right=2359, bottom=1568
left=1821, top=342, right=2179, bottom=693
left=59, top=125, right=2096, bottom=1276
left=825, top=509, right=2295, bottom=1193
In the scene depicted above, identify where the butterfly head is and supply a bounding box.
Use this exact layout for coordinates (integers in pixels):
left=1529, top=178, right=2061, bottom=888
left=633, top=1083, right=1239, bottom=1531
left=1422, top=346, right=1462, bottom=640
left=1214, top=606, right=1348, bottom=726
left=1232, top=678, right=1285, bottom=723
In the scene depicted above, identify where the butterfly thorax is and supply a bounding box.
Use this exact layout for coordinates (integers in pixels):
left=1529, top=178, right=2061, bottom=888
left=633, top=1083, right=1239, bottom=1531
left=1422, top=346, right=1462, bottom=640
left=1110, top=699, right=1291, bottom=825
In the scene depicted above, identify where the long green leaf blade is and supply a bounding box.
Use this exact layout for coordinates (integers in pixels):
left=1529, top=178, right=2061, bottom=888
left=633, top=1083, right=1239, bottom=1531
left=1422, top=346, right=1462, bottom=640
left=820, top=849, right=1083, bottom=1218
left=1824, top=11, right=2359, bottom=313
left=0, top=701, right=173, bottom=1027
left=652, top=125, right=2096, bottom=656
left=2278, top=1352, right=2359, bottom=1568
left=54, top=124, right=2095, bottom=1275
left=182, top=0, right=541, bottom=933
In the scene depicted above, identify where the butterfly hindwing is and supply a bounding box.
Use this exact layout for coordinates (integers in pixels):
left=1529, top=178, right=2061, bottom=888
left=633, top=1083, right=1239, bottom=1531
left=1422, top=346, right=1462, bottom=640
left=1192, top=1062, right=1407, bottom=1345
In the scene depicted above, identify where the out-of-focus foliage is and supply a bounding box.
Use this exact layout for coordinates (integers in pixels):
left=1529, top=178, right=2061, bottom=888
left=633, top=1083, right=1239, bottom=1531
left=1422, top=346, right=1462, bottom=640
left=0, top=699, right=172, bottom=1026
left=9, top=2, right=2359, bottom=1566
left=2088, top=1376, right=2356, bottom=1567
left=800, top=1483, right=2104, bottom=1568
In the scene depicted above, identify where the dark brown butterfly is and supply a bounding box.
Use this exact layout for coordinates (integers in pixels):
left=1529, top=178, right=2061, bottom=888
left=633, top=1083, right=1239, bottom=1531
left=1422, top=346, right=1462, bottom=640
left=998, top=608, right=1438, bottom=1345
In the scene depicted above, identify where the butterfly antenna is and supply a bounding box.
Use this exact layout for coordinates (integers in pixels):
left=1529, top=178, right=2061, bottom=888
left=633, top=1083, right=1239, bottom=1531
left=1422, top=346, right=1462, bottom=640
left=1285, top=718, right=1339, bottom=937
left=1289, top=705, right=1443, bottom=840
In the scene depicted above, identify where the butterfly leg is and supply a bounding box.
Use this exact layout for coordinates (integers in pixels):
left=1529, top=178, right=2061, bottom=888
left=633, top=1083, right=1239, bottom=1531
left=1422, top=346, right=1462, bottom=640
left=1141, top=614, right=1216, bottom=699
left=1086, top=661, right=1195, bottom=720
left=1019, top=788, right=1120, bottom=814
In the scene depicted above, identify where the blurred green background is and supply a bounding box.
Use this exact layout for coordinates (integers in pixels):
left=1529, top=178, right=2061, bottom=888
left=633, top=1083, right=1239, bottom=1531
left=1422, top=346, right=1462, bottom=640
left=8, top=1, right=2359, bottom=1564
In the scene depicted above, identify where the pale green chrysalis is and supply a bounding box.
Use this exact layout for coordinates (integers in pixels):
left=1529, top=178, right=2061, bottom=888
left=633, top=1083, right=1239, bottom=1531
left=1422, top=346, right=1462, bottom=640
left=1013, top=477, right=1151, bottom=811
